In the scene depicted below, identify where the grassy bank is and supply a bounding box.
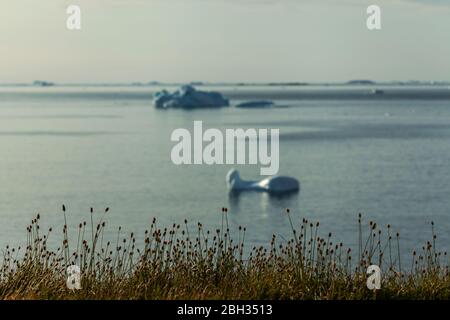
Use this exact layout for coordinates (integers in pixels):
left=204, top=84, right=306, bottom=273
left=1, top=206, right=449, bottom=300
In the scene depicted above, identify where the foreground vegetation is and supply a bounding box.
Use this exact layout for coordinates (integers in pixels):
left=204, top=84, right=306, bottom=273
left=0, top=206, right=449, bottom=300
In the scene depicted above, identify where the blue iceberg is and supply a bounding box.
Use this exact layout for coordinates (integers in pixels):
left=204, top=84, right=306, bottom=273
left=153, top=85, right=229, bottom=109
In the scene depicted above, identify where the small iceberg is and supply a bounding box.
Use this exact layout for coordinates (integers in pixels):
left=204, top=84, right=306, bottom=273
left=153, top=85, right=229, bottom=109
left=226, top=169, right=300, bottom=195
left=236, top=100, right=275, bottom=108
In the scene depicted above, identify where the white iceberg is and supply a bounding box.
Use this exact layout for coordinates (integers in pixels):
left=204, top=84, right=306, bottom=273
left=226, top=169, right=300, bottom=195
left=153, top=85, right=229, bottom=109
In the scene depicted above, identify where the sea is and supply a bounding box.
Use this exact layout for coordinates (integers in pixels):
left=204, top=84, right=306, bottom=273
left=1, top=84, right=450, bottom=264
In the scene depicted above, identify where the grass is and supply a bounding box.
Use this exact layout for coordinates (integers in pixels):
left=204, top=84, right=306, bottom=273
left=0, top=206, right=449, bottom=300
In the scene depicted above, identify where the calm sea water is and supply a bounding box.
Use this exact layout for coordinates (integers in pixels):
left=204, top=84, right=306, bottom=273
left=1, top=85, right=450, bottom=261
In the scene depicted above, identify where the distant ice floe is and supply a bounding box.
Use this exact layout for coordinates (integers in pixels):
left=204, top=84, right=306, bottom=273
left=153, top=85, right=229, bottom=109
left=33, top=80, right=54, bottom=87
left=235, top=100, right=275, bottom=108
left=370, top=89, right=385, bottom=95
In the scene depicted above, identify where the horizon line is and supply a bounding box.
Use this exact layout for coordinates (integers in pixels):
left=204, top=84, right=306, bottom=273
left=1, top=79, right=450, bottom=87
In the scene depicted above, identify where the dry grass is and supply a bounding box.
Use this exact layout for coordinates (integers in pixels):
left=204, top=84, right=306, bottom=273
left=1, top=206, right=449, bottom=300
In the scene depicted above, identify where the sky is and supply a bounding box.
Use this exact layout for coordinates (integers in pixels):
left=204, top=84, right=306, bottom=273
left=0, top=0, right=449, bottom=83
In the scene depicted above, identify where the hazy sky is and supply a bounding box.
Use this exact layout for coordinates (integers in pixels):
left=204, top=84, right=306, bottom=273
left=1, top=0, right=449, bottom=83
